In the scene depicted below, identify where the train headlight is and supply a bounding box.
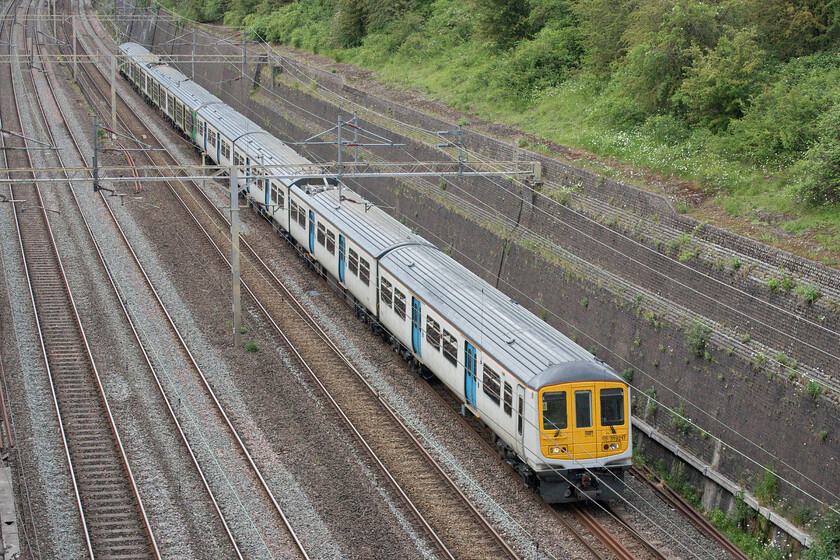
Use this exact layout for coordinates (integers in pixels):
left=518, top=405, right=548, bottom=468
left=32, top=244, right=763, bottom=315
left=610, top=443, right=618, bottom=450
left=550, top=446, right=561, bottom=455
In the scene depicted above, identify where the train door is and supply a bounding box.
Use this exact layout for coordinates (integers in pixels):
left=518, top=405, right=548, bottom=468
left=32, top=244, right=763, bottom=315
left=265, top=178, right=271, bottom=208
left=216, top=132, right=220, bottom=163
left=308, top=211, right=315, bottom=253
left=464, top=341, right=477, bottom=409
left=569, top=384, right=597, bottom=459
left=338, top=235, right=346, bottom=283
left=515, top=384, right=526, bottom=456
left=411, top=297, right=422, bottom=356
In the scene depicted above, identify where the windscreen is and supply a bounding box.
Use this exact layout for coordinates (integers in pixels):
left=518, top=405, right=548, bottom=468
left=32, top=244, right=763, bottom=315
left=600, top=388, right=625, bottom=426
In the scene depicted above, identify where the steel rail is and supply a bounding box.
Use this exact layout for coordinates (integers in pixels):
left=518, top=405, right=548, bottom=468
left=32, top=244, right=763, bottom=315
left=20, top=7, right=163, bottom=559
left=0, top=3, right=43, bottom=557
left=570, top=505, right=636, bottom=560
left=3, top=0, right=94, bottom=554
left=634, top=466, right=751, bottom=560
left=3, top=1, right=159, bottom=556
left=61, top=7, right=311, bottom=557
left=604, top=503, right=668, bottom=560
left=32, top=7, right=247, bottom=557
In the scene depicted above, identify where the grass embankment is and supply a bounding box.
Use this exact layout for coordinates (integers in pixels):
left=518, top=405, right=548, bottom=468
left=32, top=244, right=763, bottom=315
left=174, top=0, right=840, bottom=263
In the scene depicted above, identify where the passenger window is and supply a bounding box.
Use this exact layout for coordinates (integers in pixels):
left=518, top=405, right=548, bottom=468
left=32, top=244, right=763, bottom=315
left=394, top=289, right=406, bottom=320
left=442, top=329, right=457, bottom=365
left=575, top=390, right=592, bottom=428
left=380, top=277, right=392, bottom=307
left=290, top=200, right=299, bottom=224
left=348, top=248, right=359, bottom=276
left=542, top=392, right=567, bottom=430
left=503, top=382, right=512, bottom=416
left=600, top=388, right=625, bottom=426
left=483, top=366, right=501, bottom=405
left=326, top=230, right=335, bottom=254
left=317, top=223, right=326, bottom=246
left=359, top=258, right=370, bottom=286
left=517, top=395, right=524, bottom=435
left=426, top=317, right=440, bottom=350
left=297, top=204, right=306, bottom=227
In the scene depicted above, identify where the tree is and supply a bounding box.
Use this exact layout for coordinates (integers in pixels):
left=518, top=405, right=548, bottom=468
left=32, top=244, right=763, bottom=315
left=336, top=0, right=367, bottom=46
left=748, top=0, right=840, bottom=61
left=574, top=0, right=635, bottom=75
left=675, top=28, right=767, bottom=132
left=471, top=0, right=532, bottom=49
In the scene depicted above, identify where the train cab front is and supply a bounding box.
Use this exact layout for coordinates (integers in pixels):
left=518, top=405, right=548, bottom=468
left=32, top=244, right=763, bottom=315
left=529, top=361, right=633, bottom=503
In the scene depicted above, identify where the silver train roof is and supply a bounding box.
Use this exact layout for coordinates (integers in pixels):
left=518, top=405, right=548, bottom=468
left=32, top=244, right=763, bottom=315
left=119, top=42, right=219, bottom=111
left=299, top=186, right=431, bottom=257
left=120, top=42, right=312, bottom=186
left=380, top=244, right=619, bottom=388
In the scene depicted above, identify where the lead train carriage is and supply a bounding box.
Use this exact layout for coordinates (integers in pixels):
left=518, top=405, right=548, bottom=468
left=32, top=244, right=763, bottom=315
left=118, top=42, right=633, bottom=502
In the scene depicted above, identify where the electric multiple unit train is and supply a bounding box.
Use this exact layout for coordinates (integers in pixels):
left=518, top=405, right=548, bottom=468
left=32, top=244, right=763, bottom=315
left=118, top=41, right=632, bottom=502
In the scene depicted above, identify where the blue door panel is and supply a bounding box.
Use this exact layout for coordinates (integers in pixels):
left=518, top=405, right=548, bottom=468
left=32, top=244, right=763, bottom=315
left=265, top=181, right=270, bottom=208
left=411, top=298, right=422, bottom=356
left=308, top=211, right=315, bottom=253
left=338, top=235, right=346, bottom=283
left=465, top=341, right=477, bottom=408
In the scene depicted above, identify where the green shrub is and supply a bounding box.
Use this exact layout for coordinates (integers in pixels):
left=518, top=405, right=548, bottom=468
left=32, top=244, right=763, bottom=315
left=580, top=297, right=588, bottom=307
left=685, top=321, right=712, bottom=357
left=645, top=388, right=657, bottom=418
left=796, top=284, right=821, bottom=303
left=622, top=368, right=634, bottom=383
left=780, top=275, right=797, bottom=292
left=754, top=467, right=778, bottom=506
left=729, top=256, right=742, bottom=271
left=766, top=276, right=780, bottom=292
left=807, top=380, right=822, bottom=399
left=493, top=26, right=582, bottom=100
left=670, top=401, right=692, bottom=436
left=245, top=339, right=259, bottom=353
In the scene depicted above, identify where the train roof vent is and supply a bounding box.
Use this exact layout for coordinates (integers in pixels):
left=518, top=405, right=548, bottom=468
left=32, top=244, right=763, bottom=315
left=506, top=337, right=516, bottom=345
left=407, top=262, right=415, bottom=268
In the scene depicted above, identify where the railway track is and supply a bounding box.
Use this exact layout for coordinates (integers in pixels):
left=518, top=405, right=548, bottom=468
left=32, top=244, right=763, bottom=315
left=17, top=3, right=315, bottom=557
left=0, top=1, right=158, bottom=557
left=633, top=465, right=751, bottom=560
left=66, top=7, right=525, bottom=559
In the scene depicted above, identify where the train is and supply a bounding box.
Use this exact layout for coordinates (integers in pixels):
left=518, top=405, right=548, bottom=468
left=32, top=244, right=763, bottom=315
left=117, top=41, right=633, bottom=503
